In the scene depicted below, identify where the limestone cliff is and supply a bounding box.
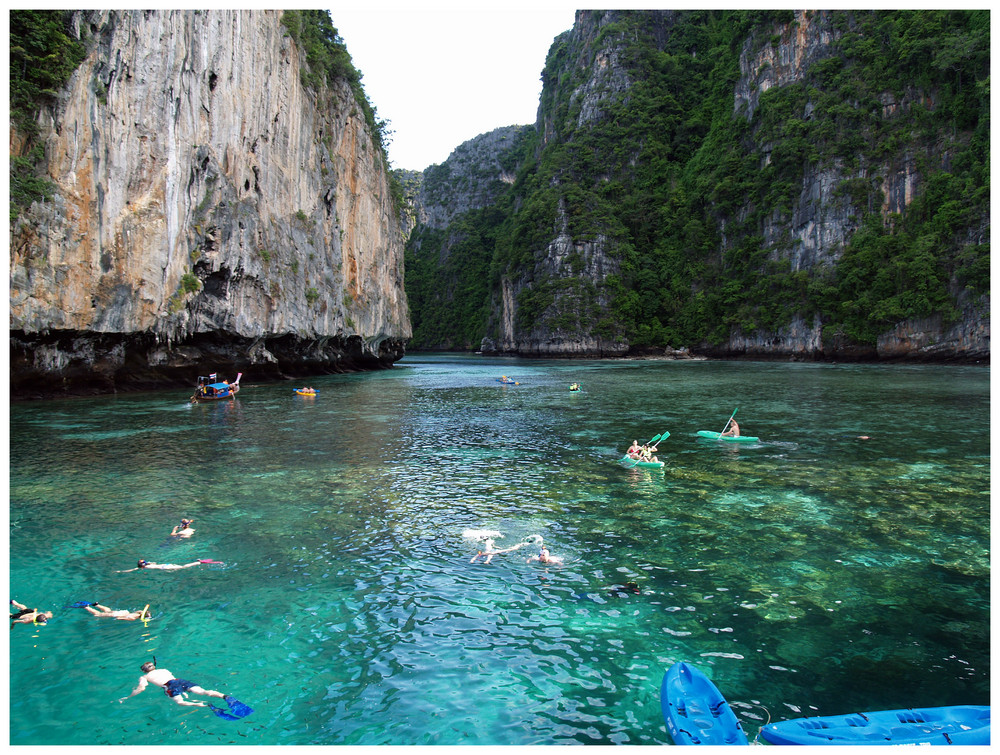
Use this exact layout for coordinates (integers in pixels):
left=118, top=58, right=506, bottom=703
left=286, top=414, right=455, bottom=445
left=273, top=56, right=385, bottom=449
left=10, top=10, right=410, bottom=398
left=726, top=10, right=988, bottom=360
left=461, top=10, right=989, bottom=362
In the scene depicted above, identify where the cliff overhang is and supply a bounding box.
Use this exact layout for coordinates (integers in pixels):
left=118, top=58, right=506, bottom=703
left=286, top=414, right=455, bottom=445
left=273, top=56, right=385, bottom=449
left=10, top=329, right=406, bottom=400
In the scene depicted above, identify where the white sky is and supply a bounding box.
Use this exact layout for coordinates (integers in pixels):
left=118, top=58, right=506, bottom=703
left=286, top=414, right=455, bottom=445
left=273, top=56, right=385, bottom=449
left=329, top=3, right=577, bottom=171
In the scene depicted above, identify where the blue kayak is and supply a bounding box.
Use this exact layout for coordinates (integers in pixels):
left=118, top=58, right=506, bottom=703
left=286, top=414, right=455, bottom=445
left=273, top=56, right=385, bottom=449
left=660, top=662, right=748, bottom=746
left=696, top=430, right=759, bottom=443
left=760, top=705, right=990, bottom=746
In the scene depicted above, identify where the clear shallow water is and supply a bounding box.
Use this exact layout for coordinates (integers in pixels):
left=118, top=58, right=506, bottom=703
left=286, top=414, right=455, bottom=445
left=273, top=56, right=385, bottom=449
left=9, top=355, right=990, bottom=745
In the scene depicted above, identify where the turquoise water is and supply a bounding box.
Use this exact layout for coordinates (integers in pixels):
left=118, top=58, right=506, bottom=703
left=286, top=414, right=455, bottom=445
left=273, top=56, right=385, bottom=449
left=9, top=356, right=990, bottom=745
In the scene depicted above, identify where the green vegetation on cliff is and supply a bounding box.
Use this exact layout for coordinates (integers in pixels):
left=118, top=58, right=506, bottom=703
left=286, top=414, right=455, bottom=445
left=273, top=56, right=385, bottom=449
left=405, top=208, right=499, bottom=349
left=283, top=11, right=394, bottom=167
left=9, top=10, right=87, bottom=220
left=406, top=10, right=988, bottom=353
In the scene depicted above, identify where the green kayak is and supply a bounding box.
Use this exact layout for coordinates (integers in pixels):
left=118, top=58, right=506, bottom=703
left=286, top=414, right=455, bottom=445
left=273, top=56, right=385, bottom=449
left=620, top=456, right=665, bottom=469
left=696, top=430, right=760, bottom=443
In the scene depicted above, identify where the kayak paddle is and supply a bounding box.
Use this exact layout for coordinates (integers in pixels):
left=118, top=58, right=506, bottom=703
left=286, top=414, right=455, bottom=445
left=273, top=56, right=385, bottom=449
left=626, top=432, right=665, bottom=467
left=720, top=408, right=738, bottom=436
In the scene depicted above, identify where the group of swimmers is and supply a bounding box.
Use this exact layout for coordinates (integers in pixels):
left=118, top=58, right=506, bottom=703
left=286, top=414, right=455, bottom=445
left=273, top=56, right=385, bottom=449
left=12, top=517, right=241, bottom=712
left=465, top=530, right=649, bottom=603
left=468, top=532, right=564, bottom=566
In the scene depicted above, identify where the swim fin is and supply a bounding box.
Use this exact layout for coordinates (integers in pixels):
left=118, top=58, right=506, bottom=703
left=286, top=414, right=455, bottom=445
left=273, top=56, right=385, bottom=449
left=224, top=695, right=254, bottom=718
left=67, top=601, right=96, bottom=608
left=209, top=704, right=241, bottom=721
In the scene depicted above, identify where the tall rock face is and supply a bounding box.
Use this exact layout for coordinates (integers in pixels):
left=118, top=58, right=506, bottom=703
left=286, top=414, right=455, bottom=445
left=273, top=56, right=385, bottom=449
left=10, top=10, right=410, bottom=398
left=404, top=10, right=988, bottom=362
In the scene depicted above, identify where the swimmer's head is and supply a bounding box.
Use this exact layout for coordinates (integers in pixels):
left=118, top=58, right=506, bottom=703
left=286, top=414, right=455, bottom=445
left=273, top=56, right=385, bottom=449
left=141, top=661, right=156, bottom=673
left=180, top=519, right=192, bottom=527
left=137, top=559, right=149, bottom=568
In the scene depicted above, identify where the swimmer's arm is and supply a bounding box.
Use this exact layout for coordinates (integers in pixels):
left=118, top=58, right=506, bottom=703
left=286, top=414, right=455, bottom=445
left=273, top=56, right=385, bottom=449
left=119, top=676, right=147, bottom=702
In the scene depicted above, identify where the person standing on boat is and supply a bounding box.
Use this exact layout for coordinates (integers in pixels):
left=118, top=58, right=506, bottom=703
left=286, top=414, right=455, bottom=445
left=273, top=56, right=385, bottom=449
left=10, top=599, right=52, bottom=627
left=170, top=519, right=195, bottom=538
left=119, top=660, right=228, bottom=707
left=83, top=602, right=150, bottom=621
left=721, top=420, right=740, bottom=438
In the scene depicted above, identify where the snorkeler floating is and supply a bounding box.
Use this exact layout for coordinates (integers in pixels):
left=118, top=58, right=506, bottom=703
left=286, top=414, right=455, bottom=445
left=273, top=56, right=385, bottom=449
left=83, top=602, right=151, bottom=621
left=119, top=659, right=253, bottom=719
left=10, top=599, right=52, bottom=627
left=116, top=558, right=223, bottom=573
left=120, top=660, right=225, bottom=707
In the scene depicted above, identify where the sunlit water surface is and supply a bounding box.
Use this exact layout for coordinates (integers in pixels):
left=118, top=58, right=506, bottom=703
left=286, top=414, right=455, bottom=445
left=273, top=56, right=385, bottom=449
left=9, top=356, right=989, bottom=745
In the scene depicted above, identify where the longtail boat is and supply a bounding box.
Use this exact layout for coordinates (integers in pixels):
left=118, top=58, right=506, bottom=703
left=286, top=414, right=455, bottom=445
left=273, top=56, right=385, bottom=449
left=191, top=372, right=242, bottom=402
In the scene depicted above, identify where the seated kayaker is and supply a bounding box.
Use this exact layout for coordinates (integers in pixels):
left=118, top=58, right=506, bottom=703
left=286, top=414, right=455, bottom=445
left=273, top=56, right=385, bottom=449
left=721, top=420, right=740, bottom=438
left=639, top=444, right=659, bottom=463
left=627, top=440, right=641, bottom=458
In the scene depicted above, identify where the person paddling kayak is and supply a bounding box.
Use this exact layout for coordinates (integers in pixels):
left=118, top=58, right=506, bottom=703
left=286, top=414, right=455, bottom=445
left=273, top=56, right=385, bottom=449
left=721, top=420, right=740, bottom=438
